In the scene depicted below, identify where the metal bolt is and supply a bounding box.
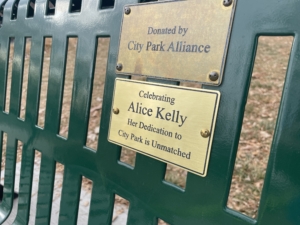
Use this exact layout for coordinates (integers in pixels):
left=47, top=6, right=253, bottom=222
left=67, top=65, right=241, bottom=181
left=201, top=129, right=211, bottom=138
left=209, top=71, right=219, bottom=81
left=124, top=7, right=131, bottom=15
left=113, top=108, right=120, bottom=115
left=223, top=0, right=232, bottom=7
left=116, top=63, right=123, bottom=71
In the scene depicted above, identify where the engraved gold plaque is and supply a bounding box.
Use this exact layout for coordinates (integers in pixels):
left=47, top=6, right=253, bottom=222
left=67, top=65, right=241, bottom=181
left=117, top=0, right=235, bottom=85
left=108, top=79, right=220, bottom=177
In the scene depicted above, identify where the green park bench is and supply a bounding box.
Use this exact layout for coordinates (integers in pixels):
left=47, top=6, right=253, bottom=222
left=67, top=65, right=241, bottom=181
left=0, top=0, right=300, bottom=224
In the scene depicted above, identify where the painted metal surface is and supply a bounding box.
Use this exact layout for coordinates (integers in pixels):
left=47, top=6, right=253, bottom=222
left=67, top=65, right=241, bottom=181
left=0, top=0, right=299, bottom=224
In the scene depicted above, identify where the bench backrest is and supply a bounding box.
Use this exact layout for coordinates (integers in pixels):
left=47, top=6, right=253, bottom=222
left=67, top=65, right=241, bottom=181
left=0, top=0, right=300, bottom=224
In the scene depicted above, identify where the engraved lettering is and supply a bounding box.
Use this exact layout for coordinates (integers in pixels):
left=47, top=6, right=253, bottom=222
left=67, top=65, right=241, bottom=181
left=127, top=41, right=143, bottom=53
left=156, top=107, right=165, bottom=120
left=179, top=115, right=187, bottom=127
left=154, top=107, right=187, bottom=127
left=139, top=122, right=173, bottom=138
left=146, top=41, right=166, bottom=51
left=146, top=41, right=152, bottom=51
left=132, top=41, right=210, bottom=54
left=148, top=26, right=176, bottom=35
left=118, top=130, right=129, bottom=140
left=159, top=41, right=165, bottom=51
left=131, top=133, right=143, bottom=143
left=139, top=90, right=175, bottom=105
left=151, top=140, right=191, bottom=159
left=198, top=45, right=204, bottom=52
left=128, top=101, right=153, bottom=116
left=204, top=45, right=211, bottom=53
left=128, top=41, right=134, bottom=50
left=128, top=101, right=135, bottom=112
left=128, top=118, right=138, bottom=127
left=178, top=26, right=188, bottom=36
left=165, top=112, right=172, bottom=121
left=167, top=42, right=175, bottom=52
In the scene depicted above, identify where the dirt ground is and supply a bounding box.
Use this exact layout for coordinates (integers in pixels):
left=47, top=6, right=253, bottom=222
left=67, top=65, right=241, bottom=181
left=2, top=36, right=293, bottom=222
left=227, top=36, right=293, bottom=217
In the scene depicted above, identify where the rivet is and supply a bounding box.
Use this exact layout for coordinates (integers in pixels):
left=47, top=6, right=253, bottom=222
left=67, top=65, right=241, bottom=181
left=113, top=108, right=120, bottom=115
left=201, top=129, right=210, bottom=138
left=209, top=71, right=219, bottom=81
left=223, top=0, right=232, bottom=7
left=116, top=63, right=123, bottom=71
left=124, top=7, right=131, bottom=15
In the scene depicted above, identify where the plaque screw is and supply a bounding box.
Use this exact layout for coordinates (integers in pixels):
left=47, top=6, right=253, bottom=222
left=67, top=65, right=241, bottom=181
left=223, top=0, right=232, bottom=7
left=209, top=71, right=219, bottom=81
left=113, top=108, right=120, bottom=115
left=201, top=129, right=211, bottom=138
left=116, top=63, right=123, bottom=71
left=124, top=7, right=131, bottom=15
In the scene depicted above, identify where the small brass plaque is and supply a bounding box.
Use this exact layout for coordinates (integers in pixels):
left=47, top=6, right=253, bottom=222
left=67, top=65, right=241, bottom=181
left=108, top=79, right=220, bottom=177
left=117, top=0, right=235, bottom=85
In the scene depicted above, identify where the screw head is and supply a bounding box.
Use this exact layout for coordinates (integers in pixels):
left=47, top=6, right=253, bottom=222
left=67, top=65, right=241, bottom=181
left=201, top=129, right=211, bottom=138
left=124, top=7, right=131, bottom=15
left=113, top=108, right=120, bottom=115
left=116, top=63, right=123, bottom=71
left=223, top=0, right=232, bottom=7
left=209, top=71, right=219, bottom=81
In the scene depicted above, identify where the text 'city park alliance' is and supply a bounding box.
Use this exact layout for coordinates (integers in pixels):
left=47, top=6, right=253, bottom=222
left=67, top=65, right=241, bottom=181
left=127, top=25, right=211, bottom=53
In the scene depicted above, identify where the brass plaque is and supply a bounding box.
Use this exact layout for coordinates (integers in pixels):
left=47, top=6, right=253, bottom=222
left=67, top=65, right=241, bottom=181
left=108, top=79, right=220, bottom=177
left=117, top=0, right=235, bottom=85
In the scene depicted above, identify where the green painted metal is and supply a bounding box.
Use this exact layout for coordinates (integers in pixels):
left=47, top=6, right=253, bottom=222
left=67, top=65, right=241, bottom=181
left=0, top=0, right=299, bottom=224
